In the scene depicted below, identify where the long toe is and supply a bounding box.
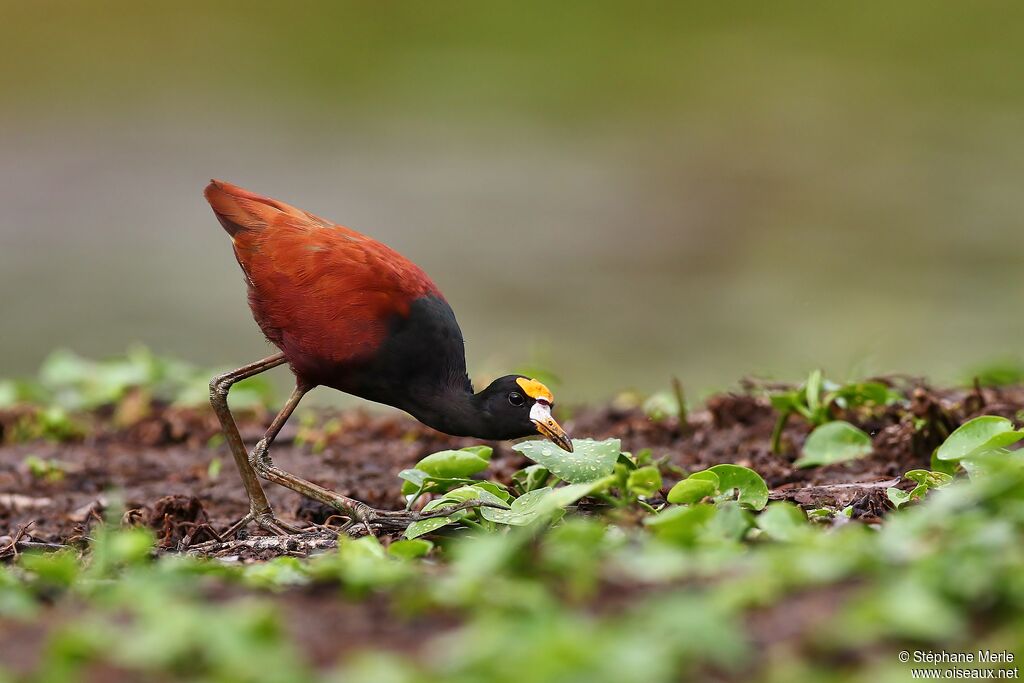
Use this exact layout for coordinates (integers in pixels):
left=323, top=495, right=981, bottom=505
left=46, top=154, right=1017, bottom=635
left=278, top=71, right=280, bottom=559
left=256, top=515, right=305, bottom=535
left=220, top=511, right=306, bottom=538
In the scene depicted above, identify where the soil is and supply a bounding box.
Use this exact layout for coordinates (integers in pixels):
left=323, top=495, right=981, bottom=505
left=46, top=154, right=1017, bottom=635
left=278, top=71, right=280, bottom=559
left=0, top=377, right=1017, bottom=673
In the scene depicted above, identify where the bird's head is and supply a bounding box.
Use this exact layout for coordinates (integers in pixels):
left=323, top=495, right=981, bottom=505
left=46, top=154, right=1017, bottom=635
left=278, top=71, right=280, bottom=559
left=477, top=375, right=573, bottom=452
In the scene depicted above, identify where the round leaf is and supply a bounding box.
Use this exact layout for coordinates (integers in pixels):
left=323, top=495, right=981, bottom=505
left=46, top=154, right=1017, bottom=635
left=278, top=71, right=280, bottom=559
left=887, top=487, right=916, bottom=509
left=412, top=449, right=490, bottom=478
left=387, top=539, right=433, bottom=560
left=756, top=502, right=809, bottom=541
left=936, top=416, right=1024, bottom=461
left=707, top=500, right=754, bottom=540
left=404, top=516, right=455, bottom=539
left=627, top=466, right=663, bottom=497
left=688, top=471, right=720, bottom=485
left=707, top=464, right=769, bottom=510
left=512, top=438, right=620, bottom=483
left=512, top=464, right=551, bottom=493
left=471, top=481, right=512, bottom=502
left=429, top=485, right=509, bottom=509
left=479, top=482, right=598, bottom=526
left=459, top=445, right=493, bottom=461
left=904, top=469, right=952, bottom=488
left=399, top=469, right=481, bottom=496
left=667, top=477, right=717, bottom=505
left=643, top=504, right=716, bottom=545
left=479, top=488, right=554, bottom=526
left=795, top=421, right=873, bottom=468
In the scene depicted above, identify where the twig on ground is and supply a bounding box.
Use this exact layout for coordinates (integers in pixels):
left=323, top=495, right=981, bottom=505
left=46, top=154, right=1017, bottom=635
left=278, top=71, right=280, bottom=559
left=0, top=521, right=38, bottom=560
left=184, top=532, right=341, bottom=557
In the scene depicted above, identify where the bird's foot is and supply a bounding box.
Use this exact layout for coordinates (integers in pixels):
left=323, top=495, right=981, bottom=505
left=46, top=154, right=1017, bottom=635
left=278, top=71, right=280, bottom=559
left=219, top=508, right=306, bottom=539
left=340, top=499, right=503, bottom=535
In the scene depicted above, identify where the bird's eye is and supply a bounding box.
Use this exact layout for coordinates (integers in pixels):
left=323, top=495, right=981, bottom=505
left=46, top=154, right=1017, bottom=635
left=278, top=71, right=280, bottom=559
left=508, top=392, right=525, bottom=406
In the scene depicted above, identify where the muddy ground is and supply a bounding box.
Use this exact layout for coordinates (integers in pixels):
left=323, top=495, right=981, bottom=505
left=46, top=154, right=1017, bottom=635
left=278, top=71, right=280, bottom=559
left=0, top=378, right=1017, bottom=674
left=1, top=377, right=1010, bottom=548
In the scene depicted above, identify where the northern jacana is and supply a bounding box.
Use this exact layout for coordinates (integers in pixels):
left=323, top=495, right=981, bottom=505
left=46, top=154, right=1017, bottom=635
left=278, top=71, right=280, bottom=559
left=205, top=180, right=572, bottom=535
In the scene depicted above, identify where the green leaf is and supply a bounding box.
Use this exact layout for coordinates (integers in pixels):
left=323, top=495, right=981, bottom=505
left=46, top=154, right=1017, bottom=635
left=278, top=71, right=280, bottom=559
left=769, top=390, right=802, bottom=413
left=805, top=369, right=823, bottom=415
left=707, top=464, right=769, bottom=510
left=398, top=469, right=482, bottom=497
left=242, top=556, right=309, bottom=589
left=0, top=379, right=46, bottom=408
left=0, top=380, right=19, bottom=408
left=936, top=416, right=1024, bottom=461
left=627, top=466, right=662, bottom=497
left=688, top=470, right=720, bottom=485
left=206, top=457, right=222, bottom=480
left=666, top=467, right=768, bottom=509
left=339, top=535, right=387, bottom=560
left=643, top=504, right=716, bottom=545
left=88, top=528, right=156, bottom=576
left=39, top=349, right=94, bottom=387
left=398, top=449, right=505, bottom=496
left=511, top=464, right=551, bottom=494
left=706, top=500, right=754, bottom=540
left=970, top=360, right=1024, bottom=388
left=887, top=487, right=915, bottom=509
left=642, top=392, right=679, bottom=421
left=756, top=502, right=809, bottom=541
left=479, top=482, right=597, bottom=526
left=398, top=468, right=428, bottom=494
left=544, top=481, right=605, bottom=509
left=471, top=481, right=512, bottom=502
left=512, top=438, right=621, bottom=483
left=929, top=451, right=959, bottom=476
left=387, top=539, right=433, bottom=560
left=406, top=485, right=510, bottom=536
left=479, top=488, right=554, bottom=526
left=888, top=469, right=952, bottom=509
left=19, top=550, right=80, bottom=587
left=428, top=485, right=510, bottom=509
left=666, top=477, right=717, bottom=505
left=831, top=381, right=900, bottom=409
left=458, top=445, right=493, bottom=461
left=616, top=452, right=638, bottom=470
left=795, top=421, right=873, bottom=468
left=904, top=469, right=952, bottom=489
left=404, top=516, right=455, bottom=539
left=412, top=449, right=491, bottom=478
left=632, top=448, right=654, bottom=467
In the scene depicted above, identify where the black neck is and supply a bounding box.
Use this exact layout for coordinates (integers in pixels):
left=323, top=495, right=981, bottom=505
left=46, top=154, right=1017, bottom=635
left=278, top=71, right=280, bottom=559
left=406, top=384, right=489, bottom=438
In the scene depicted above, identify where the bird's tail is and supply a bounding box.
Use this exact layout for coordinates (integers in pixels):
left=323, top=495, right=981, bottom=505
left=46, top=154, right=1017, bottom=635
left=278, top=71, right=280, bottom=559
left=204, top=179, right=312, bottom=237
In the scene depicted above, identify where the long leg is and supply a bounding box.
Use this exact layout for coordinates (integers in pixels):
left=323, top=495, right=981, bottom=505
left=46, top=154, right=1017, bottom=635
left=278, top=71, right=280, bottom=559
left=248, top=383, right=379, bottom=527
left=250, top=383, right=500, bottom=534
left=209, top=353, right=300, bottom=535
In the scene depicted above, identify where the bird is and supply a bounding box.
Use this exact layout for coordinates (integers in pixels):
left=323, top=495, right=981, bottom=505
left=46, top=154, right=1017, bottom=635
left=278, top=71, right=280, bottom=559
left=204, top=180, right=572, bottom=536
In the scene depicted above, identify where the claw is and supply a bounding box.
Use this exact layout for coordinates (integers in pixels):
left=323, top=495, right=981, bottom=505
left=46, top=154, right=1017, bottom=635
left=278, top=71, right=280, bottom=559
left=219, top=508, right=309, bottom=539
left=255, top=513, right=303, bottom=535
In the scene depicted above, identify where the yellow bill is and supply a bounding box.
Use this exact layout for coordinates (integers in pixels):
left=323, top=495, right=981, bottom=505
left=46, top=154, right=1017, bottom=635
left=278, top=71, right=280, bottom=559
left=518, top=377, right=573, bottom=452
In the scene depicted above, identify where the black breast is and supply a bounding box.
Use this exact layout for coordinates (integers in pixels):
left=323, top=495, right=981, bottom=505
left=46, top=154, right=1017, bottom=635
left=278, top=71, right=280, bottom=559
left=323, top=295, right=472, bottom=410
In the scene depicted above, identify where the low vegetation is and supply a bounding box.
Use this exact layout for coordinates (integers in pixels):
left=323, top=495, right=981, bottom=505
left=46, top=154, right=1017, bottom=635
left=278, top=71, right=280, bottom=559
left=1, top=350, right=1023, bottom=682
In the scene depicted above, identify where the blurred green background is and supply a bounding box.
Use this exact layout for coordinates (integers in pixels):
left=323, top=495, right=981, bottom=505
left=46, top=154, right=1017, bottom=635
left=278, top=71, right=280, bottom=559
left=3, top=2, right=1023, bottom=402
